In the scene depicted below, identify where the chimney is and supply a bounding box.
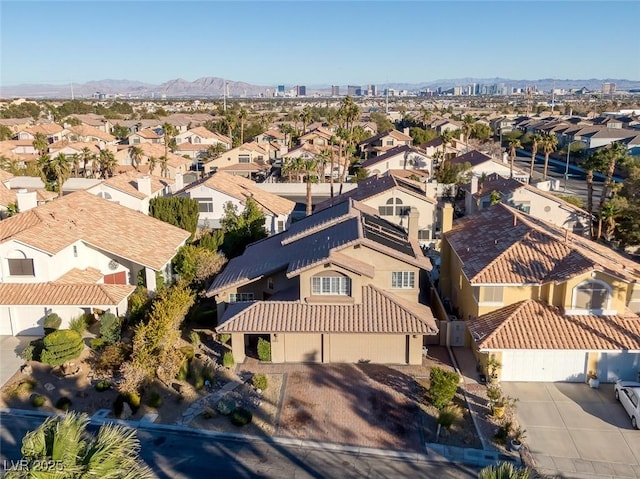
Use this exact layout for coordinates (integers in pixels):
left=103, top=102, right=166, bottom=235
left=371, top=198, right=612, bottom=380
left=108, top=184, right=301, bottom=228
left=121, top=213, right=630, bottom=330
left=137, top=175, right=152, bottom=197
left=407, top=207, right=420, bottom=240
left=471, top=176, right=479, bottom=195
left=403, top=127, right=410, bottom=137
left=16, top=189, right=37, bottom=212
left=441, top=202, right=454, bottom=233
left=173, top=172, right=184, bottom=193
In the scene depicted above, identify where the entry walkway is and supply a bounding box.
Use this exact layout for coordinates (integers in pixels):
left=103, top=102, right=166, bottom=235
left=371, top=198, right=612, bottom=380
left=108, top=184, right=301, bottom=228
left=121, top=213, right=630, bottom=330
left=0, top=336, right=33, bottom=387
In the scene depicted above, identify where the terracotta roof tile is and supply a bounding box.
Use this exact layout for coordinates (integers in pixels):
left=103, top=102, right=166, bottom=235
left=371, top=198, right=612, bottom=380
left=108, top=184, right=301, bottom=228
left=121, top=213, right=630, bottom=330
left=0, top=283, right=135, bottom=306
left=68, top=124, right=116, bottom=142
left=100, top=171, right=171, bottom=199
left=0, top=190, right=189, bottom=270
left=216, top=285, right=437, bottom=334
left=469, top=300, right=640, bottom=350
left=54, top=267, right=103, bottom=284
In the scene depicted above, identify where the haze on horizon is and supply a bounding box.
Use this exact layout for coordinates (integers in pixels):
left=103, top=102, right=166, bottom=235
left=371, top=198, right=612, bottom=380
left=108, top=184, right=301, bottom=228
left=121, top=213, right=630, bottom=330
left=1, top=1, right=639, bottom=86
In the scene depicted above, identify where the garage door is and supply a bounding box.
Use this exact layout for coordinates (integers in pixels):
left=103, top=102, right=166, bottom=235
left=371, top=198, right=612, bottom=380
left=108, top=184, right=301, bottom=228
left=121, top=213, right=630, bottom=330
left=598, top=352, right=640, bottom=383
left=329, top=334, right=407, bottom=364
left=501, top=350, right=588, bottom=382
left=284, top=333, right=322, bottom=362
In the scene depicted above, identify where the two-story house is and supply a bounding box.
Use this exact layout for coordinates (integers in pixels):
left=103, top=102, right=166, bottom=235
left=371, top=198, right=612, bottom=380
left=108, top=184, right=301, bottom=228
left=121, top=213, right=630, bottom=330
left=127, top=129, right=163, bottom=145
left=203, top=142, right=271, bottom=179
left=360, top=145, right=433, bottom=178
left=207, top=199, right=437, bottom=365
left=359, top=129, right=413, bottom=159
left=315, top=174, right=439, bottom=247
left=440, top=203, right=640, bottom=383
left=0, top=190, right=190, bottom=335
left=174, top=127, right=231, bottom=161
left=17, top=123, right=68, bottom=144
left=66, top=124, right=117, bottom=147
left=449, top=150, right=530, bottom=183
left=177, top=171, right=294, bottom=233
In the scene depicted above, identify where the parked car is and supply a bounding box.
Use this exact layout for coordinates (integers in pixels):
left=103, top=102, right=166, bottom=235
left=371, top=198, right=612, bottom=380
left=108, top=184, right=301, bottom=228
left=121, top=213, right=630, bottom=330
left=614, top=380, right=640, bottom=429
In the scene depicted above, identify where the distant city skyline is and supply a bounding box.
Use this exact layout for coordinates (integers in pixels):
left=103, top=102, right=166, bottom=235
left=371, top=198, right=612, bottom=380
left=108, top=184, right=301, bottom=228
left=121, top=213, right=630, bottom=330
left=1, top=1, right=639, bottom=86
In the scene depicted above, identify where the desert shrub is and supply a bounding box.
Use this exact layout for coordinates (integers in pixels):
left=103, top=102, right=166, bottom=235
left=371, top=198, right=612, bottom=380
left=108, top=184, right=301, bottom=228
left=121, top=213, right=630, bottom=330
left=203, top=364, right=215, bottom=383
left=191, top=362, right=205, bottom=390
left=40, top=329, right=84, bottom=366
left=478, top=462, right=531, bottom=479
left=127, top=286, right=152, bottom=325
left=114, top=392, right=141, bottom=416
left=43, top=312, right=62, bottom=333
left=176, top=359, right=189, bottom=381
left=180, top=345, right=195, bottom=361
left=252, top=373, right=268, bottom=391
left=257, top=338, right=271, bottom=362
left=218, top=333, right=230, bottom=345
left=97, top=343, right=131, bottom=372
left=147, top=390, right=163, bottom=408
left=437, top=405, right=462, bottom=429
left=222, top=351, right=235, bottom=368
left=56, top=396, right=72, bottom=411
left=216, top=398, right=236, bottom=415
left=95, top=381, right=111, bottom=392
left=5, top=379, right=36, bottom=398
left=89, top=337, right=106, bottom=350
left=68, top=315, right=88, bottom=334
left=189, top=331, right=201, bottom=346
left=230, top=407, right=253, bottom=426
left=493, top=421, right=513, bottom=446
left=429, top=367, right=460, bottom=409
left=99, top=313, right=122, bottom=343
left=21, top=344, right=35, bottom=362
left=21, top=339, right=44, bottom=362
left=31, top=394, right=46, bottom=407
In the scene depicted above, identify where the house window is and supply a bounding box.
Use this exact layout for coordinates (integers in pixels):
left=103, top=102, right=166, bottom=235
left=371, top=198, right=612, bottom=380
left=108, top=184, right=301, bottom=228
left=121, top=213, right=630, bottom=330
left=73, top=245, right=78, bottom=257
left=418, top=229, right=431, bottom=240
left=132, top=138, right=140, bottom=144
left=479, top=286, right=503, bottom=304
left=385, top=140, right=394, bottom=146
left=277, top=220, right=284, bottom=232
left=8, top=258, right=35, bottom=276
left=392, top=271, right=415, bottom=289
left=311, top=275, right=351, bottom=295
left=378, top=197, right=405, bottom=216
left=194, top=197, right=214, bottom=213
left=514, top=202, right=531, bottom=214
left=239, top=154, right=251, bottom=164
left=267, top=277, right=274, bottom=290
left=572, top=280, right=609, bottom=312
left=193, top=136, right=201, bottom=144
left=229, top=293, right=254, bottom=302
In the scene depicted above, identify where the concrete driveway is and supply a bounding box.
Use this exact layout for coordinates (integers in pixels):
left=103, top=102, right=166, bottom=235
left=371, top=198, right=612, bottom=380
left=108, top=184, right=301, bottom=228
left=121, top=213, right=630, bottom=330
left=0, top=336, right=32, bottom=387
left=503, top=382, right=640, bottom=478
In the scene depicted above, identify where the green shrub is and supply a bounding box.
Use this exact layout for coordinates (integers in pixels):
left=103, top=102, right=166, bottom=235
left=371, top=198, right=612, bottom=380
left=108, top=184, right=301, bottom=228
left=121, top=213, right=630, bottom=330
left=189, top=331, right=201, bottom=346
left=68, top=315, right=88, bottom=334
left=95, top=381, right=111, bottom=392
left=89, top=337, right=106, bottom=350
left=180, top=345, right=195, bottom=361
left=31, top=394, right=45, bottom=407
left=230, top=407, right=253, bottom=426
left=222, top=351, right=235, bottom=368
left=203, top=365, right=215, bottom=383
left=127, top=286, right=152, bottom=324
left=257, top=338, right=271, bottom=362
left=5, top=379, right=36, bottom=398
left=218, top=333, right=230, bottom=345
left=216, top=398, right=236, bottom=415
left=252, top=373, right=268, bottom=391
left=191, top=363, right=205, bottom=390
left=40, top=329, right=84, bottom=366
left=176, top=359, right=189, bottom=381
left=43, top=312, right=62, bottom=333
left=147, top=390, right=163, bottom=408
left=198, top=229, right=224, bottom=252
left=478, top=462, right=530, bottom=479
left=114, top=392, right=141, bottom=416
left=21, top=339, right=44, bottom=362
left=429, top=367, right=460, bottom=409
left=21, top=344, right=35, bottom=362
left=437, top=405, right=462, bottom=429
left=97, top=343, right=131, bottom=371
left=493, top=421, right=513, bottom=446
left=99, top=313, right=122, bottom=343
left=56, top=396, right=72, bottom=411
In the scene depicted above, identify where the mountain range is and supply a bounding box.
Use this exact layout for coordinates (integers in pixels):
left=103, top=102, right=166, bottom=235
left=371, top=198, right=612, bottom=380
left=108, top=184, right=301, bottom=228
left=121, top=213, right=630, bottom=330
left=1, top=77, right=639, bottom=99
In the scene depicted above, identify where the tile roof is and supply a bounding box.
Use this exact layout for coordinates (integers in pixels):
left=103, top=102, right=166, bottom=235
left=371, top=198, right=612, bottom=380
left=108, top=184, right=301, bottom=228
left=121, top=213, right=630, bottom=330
left=0, top=190, right=190, bottom=270
left=0, top=182, right=16, bottom=207
left=361, top=145, right=415, bottom=168
left=99, top=171, right=171, bottom=199
left=25, top=123, right=64, bottom=136
left=468, top=300, right=640, bottom=350
left=0, top=283, right=135, bottom=306
left=359, top=129, right=412, bottom=147
left=216, top=285, right=437, bottom=334
left=315, top=174, right=433, bottom=212
left=208, top=199, right=429, bottom=296
left=449, top=150, right=493, bottom=167
left=54, top=267, right=103, bottom=284
left=133, top=129, right=162, bottom=139
left=445, top=203, right=640, bottom=285
left=68, top=124, right=116, bottom=142
left=218, top=163, right=267, bottom=172
left=0, top=169, right=15, bottom=183
left=187, top=171, right=294, bottom=216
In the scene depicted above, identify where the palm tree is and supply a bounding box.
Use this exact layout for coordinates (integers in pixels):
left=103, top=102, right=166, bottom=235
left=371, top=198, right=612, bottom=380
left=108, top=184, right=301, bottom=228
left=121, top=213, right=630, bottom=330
left=529, top=134, right=542, bottom=181
left=5, top=412, right=154, bottom=479
left=49, top=153, right=71, bottom=194
left=148, top=156, right=158, bottom=176
left=440, top=129, right=455, bottom=164
left=299, top=158, right=319, bottom=216
left=462, top=114, right=475, bottom=146
left=32, top=132, right=48, bottom=156
left=162, top=122, right=178, bottom=158
left=279, top=123, right=295, bottom=150
left=69, top=153, right=80, bottom=178
left=281, top=157, right=296, bottom=183
left=159, top=155, right=169, bottom=178
left=508, top=138, right=522, bottom=179
left=595, top=142, right=629, bottom=240
left=238, top=107, right=249, bottom=145
left=419, top=106, right=432, bottom=128
left=317, top=148, right=333, bottom=184
left=583, top=150, right=607, bottom=239
left=98, top=148, right=117, bottom=179
left=36, top=154, right=52, bottom=186
left=300, top=106, right=313, bottom=135
left=540, top=133, right=558, bottom=180
left=129, top=146, right=143, bottom=171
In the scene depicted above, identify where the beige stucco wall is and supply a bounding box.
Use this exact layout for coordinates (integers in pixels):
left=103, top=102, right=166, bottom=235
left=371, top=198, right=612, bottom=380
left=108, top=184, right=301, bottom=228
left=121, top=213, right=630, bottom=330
left=231, top=333, right=246, bottom=363
left=559, top=271, right=630, bottom=314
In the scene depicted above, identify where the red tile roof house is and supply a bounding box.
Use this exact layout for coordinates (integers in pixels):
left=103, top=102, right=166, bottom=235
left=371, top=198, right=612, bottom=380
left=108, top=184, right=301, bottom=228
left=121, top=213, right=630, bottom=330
left=439, top=203, right=640, bottom=383
left=207, top=199, right=438, bottom=365
left=0, top=191, right=190, bottom=335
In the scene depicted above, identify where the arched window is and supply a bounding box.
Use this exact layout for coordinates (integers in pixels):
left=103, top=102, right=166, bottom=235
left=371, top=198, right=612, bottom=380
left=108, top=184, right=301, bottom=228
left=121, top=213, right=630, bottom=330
left=98, top=192, right=112, bottom=200
left=6, top=249, right=34, bottom=276
left=379, top=197, right=408, bottom=216
left=311, top=271, right=351, bottom=296
left=571, top=280, right=611, bottom=314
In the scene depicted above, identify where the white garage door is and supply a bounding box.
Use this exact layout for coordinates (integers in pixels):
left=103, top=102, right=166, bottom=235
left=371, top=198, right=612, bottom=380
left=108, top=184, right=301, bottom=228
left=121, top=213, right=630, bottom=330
left=598, top=352, right=640, bottom=383
left=284, top=333, right=322, bottom=362
left=329, top=334, right=407, bottom=364
left=501, top=350, right=588, bottom=382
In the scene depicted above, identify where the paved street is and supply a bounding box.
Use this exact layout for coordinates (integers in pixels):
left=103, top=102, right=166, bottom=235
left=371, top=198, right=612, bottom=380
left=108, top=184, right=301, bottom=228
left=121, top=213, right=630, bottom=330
left=503, top=382, right=640, bottom=478
left=0, top=411, right=480, bottom=478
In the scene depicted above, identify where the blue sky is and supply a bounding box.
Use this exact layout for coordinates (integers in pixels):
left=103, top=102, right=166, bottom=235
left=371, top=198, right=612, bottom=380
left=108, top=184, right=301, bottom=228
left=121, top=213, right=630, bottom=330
left=1, top=1, right=639, bottom=86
